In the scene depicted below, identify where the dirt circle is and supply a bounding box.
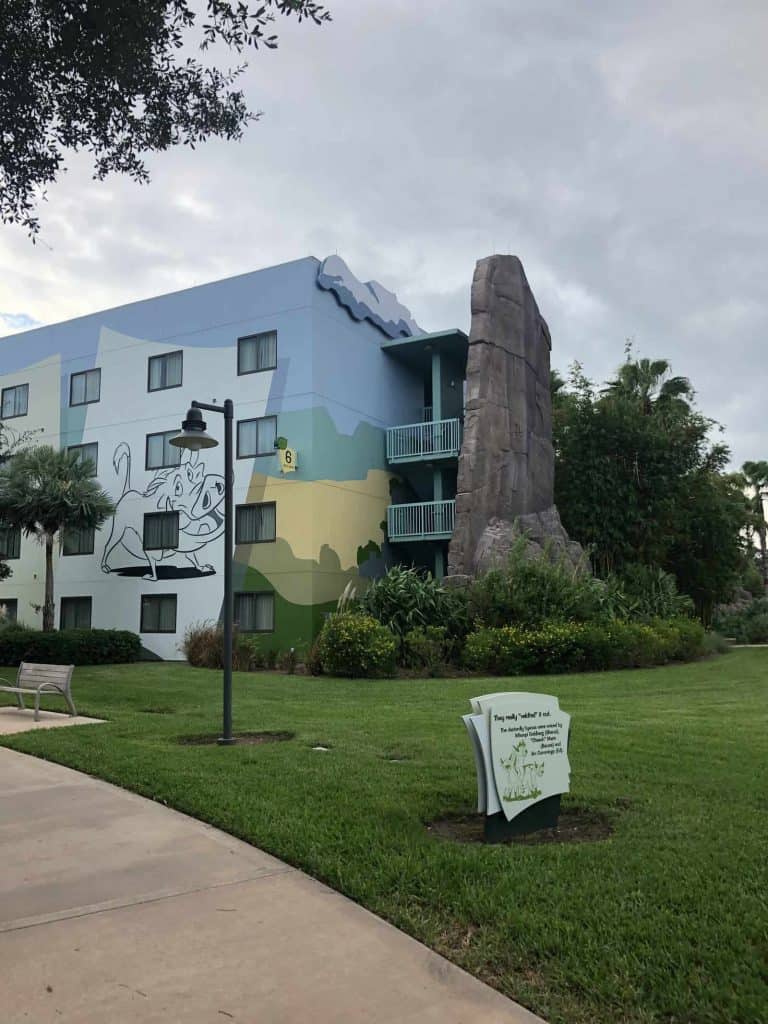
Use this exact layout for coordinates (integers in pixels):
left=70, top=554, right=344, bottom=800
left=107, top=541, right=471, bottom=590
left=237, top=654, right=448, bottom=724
left=178, top=731, right=294, bottom=747
left=426, top=808, right=613, bottom=846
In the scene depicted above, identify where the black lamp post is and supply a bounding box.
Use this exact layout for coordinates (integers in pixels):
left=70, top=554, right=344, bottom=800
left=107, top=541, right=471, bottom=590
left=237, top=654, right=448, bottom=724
left=170, top=400, right=235, bottom=746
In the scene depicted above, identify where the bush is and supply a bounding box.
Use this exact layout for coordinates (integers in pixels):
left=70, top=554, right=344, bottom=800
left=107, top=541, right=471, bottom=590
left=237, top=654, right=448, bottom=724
left=401, top=626, right=449, bottom=675
left=463, top=617, right=707, bottom=675
left=608, top=565, right=695, bottom=621
left=360, top=566, right=469, bottom=656
left=0, top=627, right=140, bottom=665
left=316, top=612, right=396, bottom=678
left=466, top=539, right=606, bottom=629
left=182, top=621, right=262, bottom=671
left=713, top=597, right=768, bottom=642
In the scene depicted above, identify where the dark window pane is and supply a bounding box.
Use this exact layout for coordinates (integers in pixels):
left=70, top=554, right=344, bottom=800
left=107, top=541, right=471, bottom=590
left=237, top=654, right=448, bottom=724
left=62, top=526, right=95, bottom=556
left=70, top=369, right=101, bottom=406
left=148, top=351, right=183, bottom=391
left=1, top=384, right=28, bottom=418
left=146, top=431, right=182, bottom=470
left=237, top=416, right=277, bottom=458
left=235, top=592, right=274, bottom=632
left=61, top=597, right=92, bottom=630
left=238, top=331, right=277, bottom=374
left=0, top=524, right=21, bottom=559
left=236, top=503, right=276, bottom=543
left=0, top=599, right=18, bottom=623
left=68, top=443, right=98, bottom=476
left=140, top=594, right=177, bottom=633
left=144, top=512, right=179, bottom=550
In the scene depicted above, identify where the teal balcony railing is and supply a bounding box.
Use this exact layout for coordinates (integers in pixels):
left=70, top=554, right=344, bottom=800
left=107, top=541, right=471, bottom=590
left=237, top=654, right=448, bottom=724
left=386, top=417, right=462, bottom=464
left=387, top=499, right=456, bottom=542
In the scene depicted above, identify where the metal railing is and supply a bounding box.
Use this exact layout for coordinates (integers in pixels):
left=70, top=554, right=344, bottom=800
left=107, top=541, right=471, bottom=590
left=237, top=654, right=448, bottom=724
left=387, top=499, right=456, bottom=541
left=386, top=417, right=462, bottom=463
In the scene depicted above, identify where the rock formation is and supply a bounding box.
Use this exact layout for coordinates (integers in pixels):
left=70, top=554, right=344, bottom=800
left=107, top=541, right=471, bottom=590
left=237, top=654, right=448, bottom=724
left=448, top=255, right=586, bottom=578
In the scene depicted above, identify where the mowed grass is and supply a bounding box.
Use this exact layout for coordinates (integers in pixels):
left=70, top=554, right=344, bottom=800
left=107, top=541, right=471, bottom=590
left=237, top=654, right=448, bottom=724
left=2, top=651, right=767, bottom=1024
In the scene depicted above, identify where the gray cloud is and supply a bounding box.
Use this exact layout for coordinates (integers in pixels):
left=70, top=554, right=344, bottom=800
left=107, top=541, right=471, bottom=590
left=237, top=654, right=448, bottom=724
left=0, top=0, right=765, bottom=466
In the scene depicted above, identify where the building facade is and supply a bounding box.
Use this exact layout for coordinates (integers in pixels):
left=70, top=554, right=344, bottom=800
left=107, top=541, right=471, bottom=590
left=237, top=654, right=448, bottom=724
left=0, top=256, right=467, bottom=658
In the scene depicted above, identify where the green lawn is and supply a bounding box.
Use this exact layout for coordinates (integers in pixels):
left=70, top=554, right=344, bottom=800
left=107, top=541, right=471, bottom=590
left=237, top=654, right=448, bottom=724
left=2, top=652, right=767, bottom=1024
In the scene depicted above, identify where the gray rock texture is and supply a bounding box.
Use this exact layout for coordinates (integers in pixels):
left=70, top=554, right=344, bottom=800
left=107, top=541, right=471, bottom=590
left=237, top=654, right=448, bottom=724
left=448, top=255, right=586, bottom=577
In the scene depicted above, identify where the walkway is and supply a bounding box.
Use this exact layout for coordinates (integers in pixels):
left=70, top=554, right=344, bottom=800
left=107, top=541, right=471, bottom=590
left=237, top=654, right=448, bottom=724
left=0, top=747, right=543, bottom=1023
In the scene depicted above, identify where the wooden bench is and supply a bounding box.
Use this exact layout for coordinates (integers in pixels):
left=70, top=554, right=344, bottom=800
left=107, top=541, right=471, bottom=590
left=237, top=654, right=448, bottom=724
left=0, top=662, right=76, bottom=721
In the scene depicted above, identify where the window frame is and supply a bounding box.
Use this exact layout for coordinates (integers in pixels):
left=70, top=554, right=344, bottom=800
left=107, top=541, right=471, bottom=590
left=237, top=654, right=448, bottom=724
left=69, top=368, right=101, bottom=407
left=235, top=502, right=277, bottom=545
left=237, top=331, right=278, bottom=376
left=0, top=598, right=18, bottom=623
left=140, top=593, right=178, bottom=634
left=145, top=430, right=183, bottom=471
left=236, top=415, right=278, bottom=460
left=0, top=523, right=21, bottom=560
left=143, top=511, right=180, bottom=551
left=62, top=526, right=95, bottom=557
left=60, top=596, right=93, bottom=630
left=147, top=350, right=184, bottom=393
left=234, top=591, right=275, bottom=634
left=1, top=383, right=29, bottom=420
left=67, top=442, right=99, bottom=477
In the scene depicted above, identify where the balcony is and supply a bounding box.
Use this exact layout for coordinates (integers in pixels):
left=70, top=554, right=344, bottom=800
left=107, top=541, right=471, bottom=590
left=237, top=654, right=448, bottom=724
left=387, top=499, right=456, bottom=542
left=386, top=417, right=462, bottom=464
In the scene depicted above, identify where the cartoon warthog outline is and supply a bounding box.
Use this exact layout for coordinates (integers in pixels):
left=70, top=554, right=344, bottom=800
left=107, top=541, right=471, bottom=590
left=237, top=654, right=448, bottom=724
left=101, top=442, right=226, bottom=580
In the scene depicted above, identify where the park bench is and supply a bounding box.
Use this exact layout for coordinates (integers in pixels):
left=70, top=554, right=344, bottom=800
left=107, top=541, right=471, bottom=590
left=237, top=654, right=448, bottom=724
left=0, top=662, right=76, bottom=721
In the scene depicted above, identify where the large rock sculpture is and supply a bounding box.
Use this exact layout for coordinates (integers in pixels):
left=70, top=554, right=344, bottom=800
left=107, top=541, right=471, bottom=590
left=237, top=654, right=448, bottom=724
left=448, top=255, right=586, bottom=578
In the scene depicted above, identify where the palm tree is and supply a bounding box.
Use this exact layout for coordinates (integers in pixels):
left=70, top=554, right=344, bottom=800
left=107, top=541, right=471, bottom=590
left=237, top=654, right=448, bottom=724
left=603, top=357, right=693, bottom=416
left=0, top=446, right=115, bottom=630
left=742, top=460, right=768, bottom=588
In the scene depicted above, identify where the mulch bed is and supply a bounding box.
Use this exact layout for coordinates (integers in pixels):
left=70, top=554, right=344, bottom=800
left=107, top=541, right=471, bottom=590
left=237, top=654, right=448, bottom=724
left=426, top=808, right=613, bottom=846
left=177, top=731, right=294, bottom=746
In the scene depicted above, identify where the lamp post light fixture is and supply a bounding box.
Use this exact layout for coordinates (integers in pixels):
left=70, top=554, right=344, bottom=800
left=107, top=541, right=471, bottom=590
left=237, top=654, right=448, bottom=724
left=170, top=399, right=235, bottom=746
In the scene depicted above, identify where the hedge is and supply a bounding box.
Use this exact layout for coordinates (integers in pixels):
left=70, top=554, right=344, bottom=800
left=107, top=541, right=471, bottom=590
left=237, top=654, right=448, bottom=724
left=0, top=628, right=141, bottom=666
left=317, top=612, right=397, bottom=678
left=463, top=617, right=706, bottom=675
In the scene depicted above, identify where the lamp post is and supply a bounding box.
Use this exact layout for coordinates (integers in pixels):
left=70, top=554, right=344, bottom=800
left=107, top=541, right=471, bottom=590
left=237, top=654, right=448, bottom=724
left=170, top=400, right=235, bottom=746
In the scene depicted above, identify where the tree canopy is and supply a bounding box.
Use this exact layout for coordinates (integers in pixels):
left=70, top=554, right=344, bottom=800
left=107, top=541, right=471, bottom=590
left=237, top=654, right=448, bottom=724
left=553, top=354, right=750, bottom=621
left=0, top=1, right=331, bottom=234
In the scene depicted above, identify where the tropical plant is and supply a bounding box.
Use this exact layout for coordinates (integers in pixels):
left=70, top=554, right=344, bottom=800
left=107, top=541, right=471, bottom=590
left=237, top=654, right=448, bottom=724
left=359, top=565, right=469, bottom=650
left=553, top=354, right=749, bottom=617
left=466, top=537, right=606, bottom=629
left=0, top=446, right=115, bottom=630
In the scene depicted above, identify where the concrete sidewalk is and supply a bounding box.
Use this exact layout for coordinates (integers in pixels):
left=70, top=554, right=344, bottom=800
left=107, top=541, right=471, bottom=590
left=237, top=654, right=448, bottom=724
left=0, top=747, right=544, bottom=1024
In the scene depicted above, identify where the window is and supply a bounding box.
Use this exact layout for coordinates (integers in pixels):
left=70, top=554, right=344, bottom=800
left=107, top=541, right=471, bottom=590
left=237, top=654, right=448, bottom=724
left=146, top=430, right=182, bottom=470
left=148, top=351, right=183, bottom=392
left=238, top=331, right=277, bottom=375
left=236, top=502, right=276, bottom=544
left=0, top=524, right=21, bottom=560
left=235, top=592, right=275, bottom=633
left=70, top=368, right=101, bottom=406
left=67, top=442, right=98, bottom=477
left=1, top=384, right=28, bottom=419
left=144, top=512, right=179, bottom=551
left=62, top=526, right=95, bottom=556
left=237, top=416, right=277, bottom=458
left=0, top=599, right=17, bottom=623
left=140, top=594, right=177, bottom=633
left=60, top=596, right=92, bottom=630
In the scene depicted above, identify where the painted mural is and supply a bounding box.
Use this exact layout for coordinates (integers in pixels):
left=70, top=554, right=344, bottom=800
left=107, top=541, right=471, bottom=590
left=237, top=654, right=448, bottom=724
left=101, top=443, right=225, bottom=581
left=0, top=254, right=424, bottom=657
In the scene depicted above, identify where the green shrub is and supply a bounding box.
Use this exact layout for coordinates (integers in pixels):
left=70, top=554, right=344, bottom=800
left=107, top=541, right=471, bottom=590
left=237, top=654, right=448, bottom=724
left=0, top=627, right=140, bottom=665
left=402, top=626, right=449, bottom=675
left=713, top=597, right=768, bottom=642
left=467, top=539, right=606, bottom=629
left=463, top=617, right=707, bottom=675
left=317, top=612, right=396, bottom=678
left=360, top=566, right=469, bottom=655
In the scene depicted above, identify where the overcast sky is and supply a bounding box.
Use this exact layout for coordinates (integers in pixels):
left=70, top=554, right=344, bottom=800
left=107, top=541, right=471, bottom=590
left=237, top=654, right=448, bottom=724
left=1, top=0, right=765, bottom=466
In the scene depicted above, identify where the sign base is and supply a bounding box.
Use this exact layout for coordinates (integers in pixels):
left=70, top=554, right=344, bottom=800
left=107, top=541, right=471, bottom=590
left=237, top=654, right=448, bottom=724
left=483, top=794, right=561, bottom=844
